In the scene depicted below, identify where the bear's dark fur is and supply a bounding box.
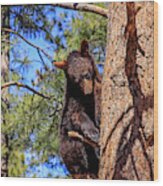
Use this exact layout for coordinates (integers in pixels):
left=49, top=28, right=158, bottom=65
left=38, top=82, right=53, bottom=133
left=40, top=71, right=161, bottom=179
left=54, top=40, right=101, bottom=179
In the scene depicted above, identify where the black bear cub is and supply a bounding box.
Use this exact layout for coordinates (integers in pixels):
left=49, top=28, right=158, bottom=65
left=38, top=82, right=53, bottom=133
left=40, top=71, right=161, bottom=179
left=53, top=40, right=101, bottom=179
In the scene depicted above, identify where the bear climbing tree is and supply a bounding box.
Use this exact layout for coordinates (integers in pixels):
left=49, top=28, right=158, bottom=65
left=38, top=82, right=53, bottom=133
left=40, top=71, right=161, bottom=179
left=53, top=40, right=101, bottom=179
left=54, top=2, right=157, bottom=180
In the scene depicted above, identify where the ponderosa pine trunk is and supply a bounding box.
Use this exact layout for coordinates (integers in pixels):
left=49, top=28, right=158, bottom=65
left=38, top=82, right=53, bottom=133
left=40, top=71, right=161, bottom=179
left=99, top=1, right=157, bottom=180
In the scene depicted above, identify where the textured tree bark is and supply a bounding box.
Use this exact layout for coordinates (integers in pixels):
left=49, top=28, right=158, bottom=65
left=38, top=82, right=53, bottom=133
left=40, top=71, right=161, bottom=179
left=1, top=6, right=10, bottom=177
left=99, top=2, right=156, bottom=180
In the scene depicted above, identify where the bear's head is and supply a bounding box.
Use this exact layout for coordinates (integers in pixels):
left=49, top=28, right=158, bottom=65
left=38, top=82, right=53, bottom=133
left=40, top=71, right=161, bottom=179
left=53, top=40, right=95, bottom=95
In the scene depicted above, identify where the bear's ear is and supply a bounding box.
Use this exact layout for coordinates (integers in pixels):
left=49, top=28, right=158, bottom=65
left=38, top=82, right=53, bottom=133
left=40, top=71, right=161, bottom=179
left=80, top=40, right=89, bottom=57
left=53, top=60, right=67, bottom=70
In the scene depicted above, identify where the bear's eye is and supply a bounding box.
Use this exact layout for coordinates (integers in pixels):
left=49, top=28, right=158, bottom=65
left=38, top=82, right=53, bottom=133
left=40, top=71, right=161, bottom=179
left=83, top=73, right=91, bottom=80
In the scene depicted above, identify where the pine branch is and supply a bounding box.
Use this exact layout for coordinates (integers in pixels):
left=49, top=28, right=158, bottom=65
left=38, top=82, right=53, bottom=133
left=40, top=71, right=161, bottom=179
left=53, top=3, right=108, bottom=18
left=1, top=81, right=51, bottom=99
left=2, top=28, right=53, bottom=61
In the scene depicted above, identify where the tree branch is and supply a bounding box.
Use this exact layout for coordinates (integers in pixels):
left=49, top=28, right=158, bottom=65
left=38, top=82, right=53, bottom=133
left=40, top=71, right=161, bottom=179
left=68, top=131, right=99, bottom=148
left=2, top=28, right=53, bottom=61
left=1, top=81, right=51, bottom=99
left=53, top=3, right=108, bottom=18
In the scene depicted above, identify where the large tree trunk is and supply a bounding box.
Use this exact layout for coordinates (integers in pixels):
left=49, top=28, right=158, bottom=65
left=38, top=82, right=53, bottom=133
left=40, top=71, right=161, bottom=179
left=99, top=2, right=157, bottom=180
left=1, top=6, right=10, bottom=177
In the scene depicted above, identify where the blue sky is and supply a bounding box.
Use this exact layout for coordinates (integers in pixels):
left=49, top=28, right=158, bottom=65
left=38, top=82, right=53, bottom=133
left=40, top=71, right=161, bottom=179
left=25, top=150, right=69, bottom=178
left=9, top=7, right=77, bottom=86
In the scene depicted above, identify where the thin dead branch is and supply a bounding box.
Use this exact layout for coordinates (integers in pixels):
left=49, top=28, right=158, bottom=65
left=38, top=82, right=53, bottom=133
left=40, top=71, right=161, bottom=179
left=53, top=3, right=108, bottom=18
left=2, top=28, right=52, bottom=61
left=1, top=81, right=51, bottom=99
